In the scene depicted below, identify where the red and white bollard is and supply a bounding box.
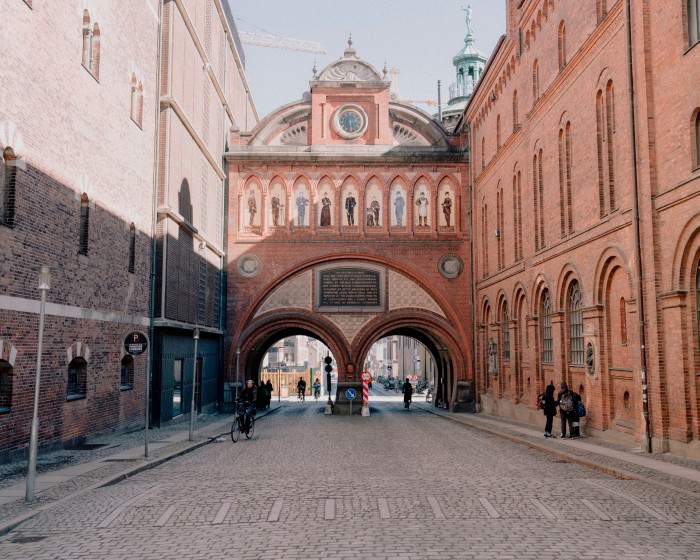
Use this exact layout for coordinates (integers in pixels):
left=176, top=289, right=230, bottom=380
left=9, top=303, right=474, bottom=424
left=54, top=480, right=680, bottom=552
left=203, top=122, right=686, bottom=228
left=361, top=371, right=371, bottom=417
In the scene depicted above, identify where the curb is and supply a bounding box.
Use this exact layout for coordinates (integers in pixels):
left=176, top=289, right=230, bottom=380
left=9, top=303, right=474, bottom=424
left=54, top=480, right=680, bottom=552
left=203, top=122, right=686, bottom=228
left=0, top=406, right=284, bottom=537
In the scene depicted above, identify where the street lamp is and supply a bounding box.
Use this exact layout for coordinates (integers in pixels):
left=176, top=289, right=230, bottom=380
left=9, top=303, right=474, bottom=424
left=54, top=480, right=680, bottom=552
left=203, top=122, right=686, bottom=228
left=188, top=327, right=200, bottom=442
left=26, top=266, right=51, bottom=502
left=235, top=346, right=241, bottom=402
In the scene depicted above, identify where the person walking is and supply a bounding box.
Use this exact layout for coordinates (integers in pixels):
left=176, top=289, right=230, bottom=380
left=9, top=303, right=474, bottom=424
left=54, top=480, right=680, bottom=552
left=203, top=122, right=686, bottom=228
left=265, top=380, right=274, bottom=406
left=557, top=381, right=575, bottom=438
left=312, top=378, right=321, bottom=400
left=542, top=381, right=558, bottom=438
left=403, top=377, right=413, bottom=410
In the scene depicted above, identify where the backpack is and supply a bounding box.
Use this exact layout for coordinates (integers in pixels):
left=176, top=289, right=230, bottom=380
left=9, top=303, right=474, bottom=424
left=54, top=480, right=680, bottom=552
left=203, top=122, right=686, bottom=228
left=575, top=400, right=586, bottom=417
left=537, top=392, right=546, bottom=410
left=559, top=392, right=574, bottom=413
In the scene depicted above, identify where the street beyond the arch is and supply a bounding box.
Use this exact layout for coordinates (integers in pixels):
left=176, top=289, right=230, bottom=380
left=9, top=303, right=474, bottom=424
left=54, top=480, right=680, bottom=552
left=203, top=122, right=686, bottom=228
left=1, top=393, right=698, bottom=560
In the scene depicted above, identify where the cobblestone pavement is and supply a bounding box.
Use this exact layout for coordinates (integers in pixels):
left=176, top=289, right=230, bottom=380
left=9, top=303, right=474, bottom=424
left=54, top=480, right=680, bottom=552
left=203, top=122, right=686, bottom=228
left=1, top=401, right=699, bottom=559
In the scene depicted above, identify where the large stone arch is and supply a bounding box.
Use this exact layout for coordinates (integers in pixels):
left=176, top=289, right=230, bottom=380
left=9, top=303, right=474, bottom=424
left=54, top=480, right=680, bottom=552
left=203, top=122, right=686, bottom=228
left=226, top=256, right=472, bottom=411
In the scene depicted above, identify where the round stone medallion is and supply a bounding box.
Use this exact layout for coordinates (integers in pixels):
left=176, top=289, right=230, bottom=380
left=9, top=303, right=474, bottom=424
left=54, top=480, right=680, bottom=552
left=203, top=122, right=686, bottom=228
left=237, top=253, right=261, bottom=278
left=438, top=254, right=463, bottom=279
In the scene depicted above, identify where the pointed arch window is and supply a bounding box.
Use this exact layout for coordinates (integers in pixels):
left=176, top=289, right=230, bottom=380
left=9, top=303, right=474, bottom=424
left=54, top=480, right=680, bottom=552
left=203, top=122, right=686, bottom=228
left=503, top=303, right=510, bottom=361
left=1, top=148, right=17, bottom=227
left=532, top=60, right=540, bottom=103
left=82, top=11, right=101, bottom=80
left=496, top=115, right=502, bottom=150
left=597, top=1, right=608, bottom=21
left=497, top=184, right=504, bottom=270
left=558, top=21, right=567, bottom=71
left=541, top=290, right=553, bottom=364
left=689, top=0, right=700, bottom=47
left=620, top=297, right=628, bottom=345
left=694, top=110, right=700, bottom=167
left=513, top=171, right=522, bottom=261
left=482, top=202, right=489, bottom=277
left=79, top=193, right=90, bottom=255
left=513, top=91, right=519, bottom=131
left=558, top=123, right=573, bottom=236
left=596, top=81, right=616, bottom=216
left=130, top=76, right=144, bottom=128
left=569, top=281, right=584, bottom=365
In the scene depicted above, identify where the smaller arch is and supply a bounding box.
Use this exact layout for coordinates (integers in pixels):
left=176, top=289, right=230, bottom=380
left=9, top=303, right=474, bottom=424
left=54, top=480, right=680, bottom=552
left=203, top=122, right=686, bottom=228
left=556, top=263, right=586, bottom=311
left=593, top=245, right=633, bottom=304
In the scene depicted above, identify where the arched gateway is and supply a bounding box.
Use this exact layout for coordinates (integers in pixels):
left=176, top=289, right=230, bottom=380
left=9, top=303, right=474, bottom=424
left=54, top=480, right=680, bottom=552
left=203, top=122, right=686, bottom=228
left=225, top=39, right=474, bottom=411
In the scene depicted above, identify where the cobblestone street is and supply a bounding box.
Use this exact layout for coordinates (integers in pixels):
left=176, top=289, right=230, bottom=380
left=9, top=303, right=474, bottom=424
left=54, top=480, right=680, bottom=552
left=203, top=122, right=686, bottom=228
left=1, top=401, right=699, bottom=559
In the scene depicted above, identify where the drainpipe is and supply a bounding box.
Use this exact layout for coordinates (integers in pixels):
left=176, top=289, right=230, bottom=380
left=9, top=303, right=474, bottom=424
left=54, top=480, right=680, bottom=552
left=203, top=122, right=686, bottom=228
left=466, top=122, right=478, bottom=411
left=624, top=0, right=652, bottom=453
left=147, top=0, right=164, bottom=446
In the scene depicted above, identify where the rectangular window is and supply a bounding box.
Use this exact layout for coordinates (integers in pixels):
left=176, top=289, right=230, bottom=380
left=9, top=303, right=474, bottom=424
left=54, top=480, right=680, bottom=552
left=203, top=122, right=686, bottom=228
left=0, top=362, right=12, bottom=411
left=67, top=358, right=87, bottom=398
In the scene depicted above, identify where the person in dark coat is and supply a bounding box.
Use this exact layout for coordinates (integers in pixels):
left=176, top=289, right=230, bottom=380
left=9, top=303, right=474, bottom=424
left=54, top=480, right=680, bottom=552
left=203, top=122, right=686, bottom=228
left=403, top=377, right=413, bottom=410
left=257, top=381, right=267, bottom=409
left=265, top=380, right=273, bottom=407
left=571, top=391, right=582, bottom=438
left=557, top=381, right=575, bottom=438
left=543, top=381, right=558, bottom=438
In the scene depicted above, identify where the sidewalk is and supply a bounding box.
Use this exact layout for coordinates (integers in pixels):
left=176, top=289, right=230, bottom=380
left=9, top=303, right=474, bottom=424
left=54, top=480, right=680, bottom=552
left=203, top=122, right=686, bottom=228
left=0, top=403, right=283, bottom=536
left=415, top=402, right=700, bottom=495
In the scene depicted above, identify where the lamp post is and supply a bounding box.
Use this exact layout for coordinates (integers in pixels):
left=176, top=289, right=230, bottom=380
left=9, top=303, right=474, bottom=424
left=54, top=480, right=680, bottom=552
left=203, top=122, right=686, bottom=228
left=235, top=346, right=241, bottom=402
left=26, top=266, right=51, bottom=502
left=188, top=328, right=200, bottom=442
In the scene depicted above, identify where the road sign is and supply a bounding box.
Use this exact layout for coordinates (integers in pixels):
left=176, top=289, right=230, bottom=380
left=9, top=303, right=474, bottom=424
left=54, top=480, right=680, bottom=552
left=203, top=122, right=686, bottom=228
left=361, top=371, right=372, bottom=382
left=124, top=331, right=148, bottom=356
left=345, top=388, right=357, bottom=400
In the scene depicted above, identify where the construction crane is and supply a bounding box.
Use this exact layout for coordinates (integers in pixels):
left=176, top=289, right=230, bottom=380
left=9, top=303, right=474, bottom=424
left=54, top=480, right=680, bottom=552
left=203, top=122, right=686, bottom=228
left=390, top=68, right=438, bottom=106
left=238, top=31, right=326, bottom=55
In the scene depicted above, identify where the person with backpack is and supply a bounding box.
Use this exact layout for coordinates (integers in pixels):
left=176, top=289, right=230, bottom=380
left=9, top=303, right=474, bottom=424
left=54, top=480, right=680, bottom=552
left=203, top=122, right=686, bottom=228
left=557, top=381, right=575, bottom=438
left=542, top=381, right=558, bottom=438
left=571, top=391, right=583, bottom=438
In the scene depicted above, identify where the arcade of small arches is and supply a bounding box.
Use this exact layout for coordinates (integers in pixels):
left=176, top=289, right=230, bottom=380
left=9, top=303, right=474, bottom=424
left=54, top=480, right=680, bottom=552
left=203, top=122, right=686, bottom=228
left=237, top=173, right=460, bottom=234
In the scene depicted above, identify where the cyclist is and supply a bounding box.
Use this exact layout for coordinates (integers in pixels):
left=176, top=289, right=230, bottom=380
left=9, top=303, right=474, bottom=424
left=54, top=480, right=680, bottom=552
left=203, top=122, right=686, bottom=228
left=238, top=379, right=257, bottom=432
left=296, top=376, right=307, bottom=401
left=312, top=378, right=321, bottom=400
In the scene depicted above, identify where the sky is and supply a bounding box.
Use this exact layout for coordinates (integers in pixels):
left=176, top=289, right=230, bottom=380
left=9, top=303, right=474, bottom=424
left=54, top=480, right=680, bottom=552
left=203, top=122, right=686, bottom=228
left=229, top=0, right=507, bottom=120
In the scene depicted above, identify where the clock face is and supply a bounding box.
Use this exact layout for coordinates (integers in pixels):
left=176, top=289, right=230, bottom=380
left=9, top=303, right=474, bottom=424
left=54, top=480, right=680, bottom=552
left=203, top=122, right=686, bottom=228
left=339, top=109, right=363, bottom=133
left=334, top=105, right=367, bottom=138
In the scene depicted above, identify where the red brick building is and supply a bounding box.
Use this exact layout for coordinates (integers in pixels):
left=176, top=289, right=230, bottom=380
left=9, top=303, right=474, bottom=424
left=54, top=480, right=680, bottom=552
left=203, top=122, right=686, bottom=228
left=465, top=0, right=700, bottom=456
left=225, top=40, right=474, bottom=410
left=0, top=0, right=256, bottom=458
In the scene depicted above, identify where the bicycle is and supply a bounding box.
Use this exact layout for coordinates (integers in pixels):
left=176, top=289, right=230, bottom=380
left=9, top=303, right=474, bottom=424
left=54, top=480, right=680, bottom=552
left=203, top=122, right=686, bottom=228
left=230, top=401, right=256, bottom=442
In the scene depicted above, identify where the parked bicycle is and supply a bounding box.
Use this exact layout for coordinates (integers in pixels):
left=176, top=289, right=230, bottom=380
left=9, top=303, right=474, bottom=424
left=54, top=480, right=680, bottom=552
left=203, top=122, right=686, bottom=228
left=230, top=400, right=256, bottom=442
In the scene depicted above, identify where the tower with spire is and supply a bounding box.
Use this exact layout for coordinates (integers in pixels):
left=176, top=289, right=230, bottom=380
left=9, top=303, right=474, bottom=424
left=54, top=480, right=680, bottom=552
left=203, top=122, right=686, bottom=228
left=440, top=5, right=488, bottom=132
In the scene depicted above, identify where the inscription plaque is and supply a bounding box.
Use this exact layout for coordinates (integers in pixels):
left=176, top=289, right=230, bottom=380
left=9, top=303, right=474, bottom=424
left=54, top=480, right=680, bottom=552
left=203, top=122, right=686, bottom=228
left=315, top=265, right=385, bottom=312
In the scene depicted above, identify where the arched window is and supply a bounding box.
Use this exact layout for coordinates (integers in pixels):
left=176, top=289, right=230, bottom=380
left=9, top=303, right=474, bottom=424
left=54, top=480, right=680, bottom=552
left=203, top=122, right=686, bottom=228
left=0, top=360, right=12, bottom=412
left=695, top=111, right=700, bottom=167
left=689, top=0, right=700, bottom=47
left=533, top=152, right=540, bottom=250
left=82, top=11, right=101, bottom=79
left=481, top=136, right=486, bottom=171
left=79, top=193, right=90, bottom=255
left=537, top=149, right=545, bottom=248
left=569, top=281, right=584, bottom=365
left=496, top=186, right=504, bottom=270
left=558, top=21, right=567, bottom=70
left=121, top=355, right=134, bottom=390
left=558, top=123, right=574, bottom=237
left=512, top=90, right=519, bottom=131
left=541, top=290, right=553, bottom=364
left=620, top=297, right=628, bottom=345
left=513, top=171, right=522, bottom=261
left=596, top=82, right=616, bottom=216
left=503, top=303, right=510, bottom=361
left=128, top=223, right=136, bottom=273
left=496, top=115, right=502, bottom=150
left=482, top=201, right=489, bottom=277
left=67, top=357, right=87, bottom=398
left=532, top=60, right=540, bottom=103
left=597, top=0, right=608, bottom=21
left=1, top=147, right=17, bottom=227
left=130, top=75, right=144, bottom=128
